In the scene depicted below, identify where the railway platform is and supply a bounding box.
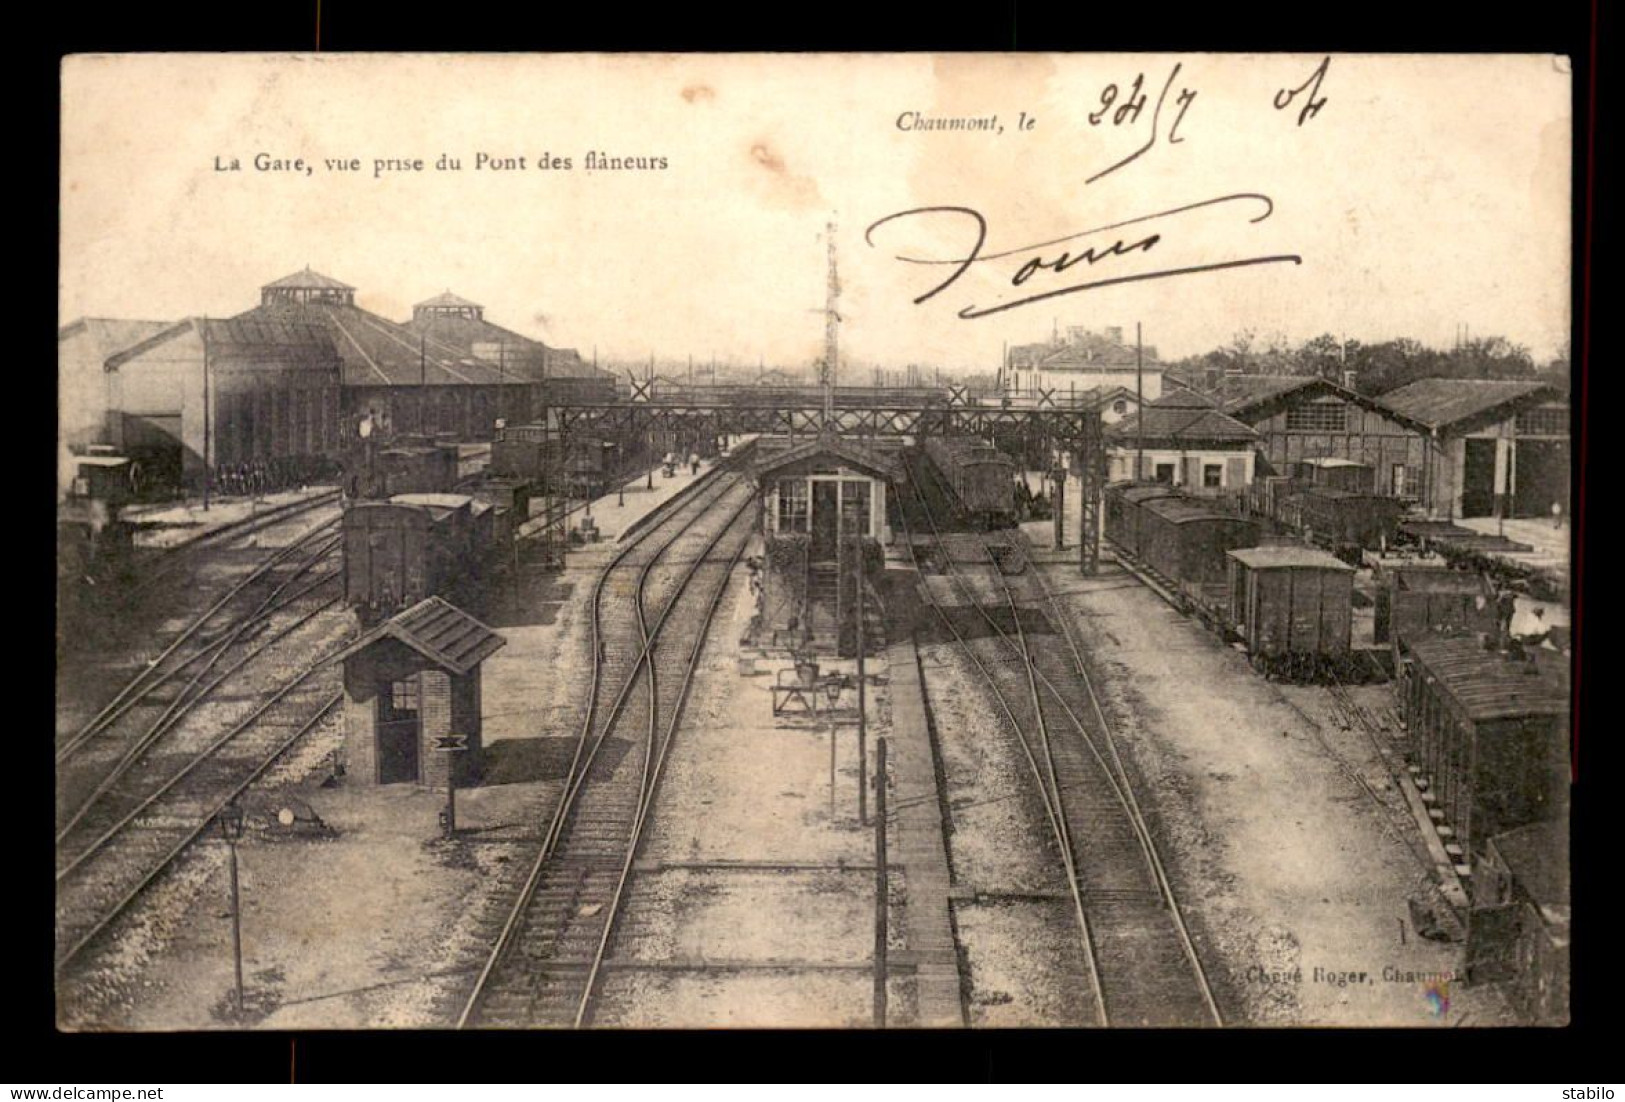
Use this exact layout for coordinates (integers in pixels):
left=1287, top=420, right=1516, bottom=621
left=517, top=453, right=735, bottom=546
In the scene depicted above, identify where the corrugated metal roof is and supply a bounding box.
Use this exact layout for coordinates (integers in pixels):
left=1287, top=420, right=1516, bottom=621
left=1216, top=374, right=1320, bottom=412
left=1408, top=635, right=1569, bottom=721
left=1375, top=378, right=1557, bottom=430
left=334, top=595, right=506, bottom=675
left=1229, top=545, right=1355, bottom=571
left=755, top=433, right=900, bottom=481
left=263, top=266, right=355, bottom=291
left=237, top=303, right=508, bottom=387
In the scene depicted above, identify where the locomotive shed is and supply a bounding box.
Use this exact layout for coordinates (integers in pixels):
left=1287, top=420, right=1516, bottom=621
left=56, top=377, right=1562, bottom=1030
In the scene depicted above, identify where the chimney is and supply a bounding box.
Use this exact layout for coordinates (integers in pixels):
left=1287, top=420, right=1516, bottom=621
left=1342, top=369, right=1358, bottom=390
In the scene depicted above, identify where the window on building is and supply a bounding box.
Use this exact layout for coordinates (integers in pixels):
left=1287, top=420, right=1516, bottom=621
left=777, top=479, right=810, bottom=533
left=1154, top=463, right=1175, bottom=484
left=1285, top=401, right=1348, bottom=432
left=1112, top=399, right=1129, bottom=415
left=1203, top=463, right=1223, bottom=488
left=380, top=678, right=419, bottom=720
left=1515, top=407, right=1568, bottom=436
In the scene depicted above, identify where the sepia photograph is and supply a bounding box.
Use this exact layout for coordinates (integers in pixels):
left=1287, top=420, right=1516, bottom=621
left=56, top=52, right=1575, bottom=1032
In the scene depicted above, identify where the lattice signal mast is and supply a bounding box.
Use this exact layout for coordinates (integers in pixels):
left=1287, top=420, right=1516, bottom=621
left=821, top=220, right=840, bottom=426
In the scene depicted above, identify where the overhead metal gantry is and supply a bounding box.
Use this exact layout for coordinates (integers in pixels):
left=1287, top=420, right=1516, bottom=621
left=504, top=394, right=1107, bottom=573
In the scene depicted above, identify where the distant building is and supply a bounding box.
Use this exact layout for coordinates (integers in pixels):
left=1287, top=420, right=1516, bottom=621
left=403, top=290, right=613, bottom=412
left=1200, top=376, right=1432, bottom=501
left=1005, top=325, right=1162, bottom=404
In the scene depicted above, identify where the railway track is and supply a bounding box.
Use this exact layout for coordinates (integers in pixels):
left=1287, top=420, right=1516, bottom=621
left=457, top=466, right=756, bottom=1028
left=55, top=509, right=357, bottom=971
left=901, top=452, right=1222, bottom=1027
left=58, top=503, right=345, bottom=764
left=123, top=489, right=344, bottom=601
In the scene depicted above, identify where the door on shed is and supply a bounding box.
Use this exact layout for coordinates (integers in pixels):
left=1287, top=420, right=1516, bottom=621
left=811, top=480, right=840, bottom=561
left=376, top=677, right=422, bottom=784
left=1461, top=439, right=1497, bottom=518
left=1512, top=439, right=1568, bottom=519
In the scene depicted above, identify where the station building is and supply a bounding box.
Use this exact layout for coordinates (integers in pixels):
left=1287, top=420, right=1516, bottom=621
left=1104, top=405, right=1259, bottom=494
left=1374, top=379, right=1569, bottom=521
left=751, top=433, right=899, bottom=649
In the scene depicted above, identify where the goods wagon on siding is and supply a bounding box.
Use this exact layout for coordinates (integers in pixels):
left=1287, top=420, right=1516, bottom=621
left=1135, top=496, right=1260, bottom=609
left=922, top=436, right=1019, bottom=530
left=1226, top=546, right=1356, bottom=678
left=491, top=426, right=613, bottom=497
left=1403, top=636, right=1568, bottom=862
left=1292, top=487, right=1406, bottom=561
left=343, top=493, right=494, bottom=625
left=343, top=437, right=460, bottom=500
left=1375, top=564, right=1497, bottom=691
left=1103, top=482, right=1182, bottom=561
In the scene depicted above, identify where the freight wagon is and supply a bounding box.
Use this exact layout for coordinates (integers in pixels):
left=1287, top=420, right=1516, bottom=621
left=1107, top=482, right=1366, bottom=680
left=1226, top=546, right=1356, bottom=678
left=1375, top=563, right=1498, bottom=693
left=1292, top=487, right=1405, bottom=562
left=1291, top=456, right=1376, bottom=492
left=1403, top=635, right=1568, bottom=864
left=1136, top=496, right=1260, bottom=611
left=342, top=493, right=498, bottom=625
left=922, top=436, right=1019, bottom=530
left=1103, top=482, right=1180, bottom=561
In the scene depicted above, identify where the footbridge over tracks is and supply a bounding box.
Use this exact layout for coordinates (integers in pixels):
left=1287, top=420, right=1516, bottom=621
left=512, top=384, right=1108, bottom=571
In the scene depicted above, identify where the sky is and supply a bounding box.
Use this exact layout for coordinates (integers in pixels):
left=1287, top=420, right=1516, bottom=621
left=60, top=53, right=1572, bottom=373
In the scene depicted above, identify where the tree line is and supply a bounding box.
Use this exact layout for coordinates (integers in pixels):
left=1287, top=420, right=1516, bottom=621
left=1168, top=330, right=1571, bottom=397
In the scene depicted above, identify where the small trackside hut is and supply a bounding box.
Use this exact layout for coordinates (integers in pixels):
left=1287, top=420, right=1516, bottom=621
left=334, top=596, right=505, bottom=789
left=752, top=432, right=898, bottom=653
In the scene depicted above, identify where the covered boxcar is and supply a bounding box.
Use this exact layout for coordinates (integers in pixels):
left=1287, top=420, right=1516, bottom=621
left=1293, top=487, right=1405, bottom=559
left=1403, top=636, right=1568, bottom=862
left=1104, top=482, right=1181, bottom=561
left=1226, top=545, right=1355, bottom=677
left=923, top=436, right=1018, bottom=530
left=1137, top=496, right=1259, bottom=606
left=1375, top=563, right=1497, bottom=680
left=343, top=493, right=485, bottom=624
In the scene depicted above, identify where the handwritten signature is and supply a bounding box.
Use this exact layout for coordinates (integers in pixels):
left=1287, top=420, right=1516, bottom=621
left=864, top=193, right=1302, bottom=319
